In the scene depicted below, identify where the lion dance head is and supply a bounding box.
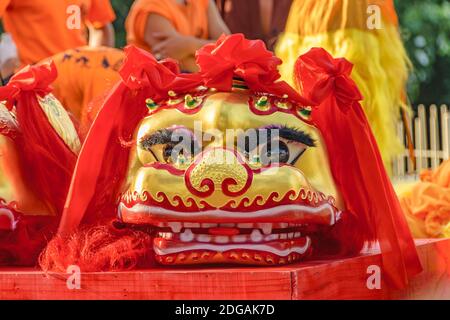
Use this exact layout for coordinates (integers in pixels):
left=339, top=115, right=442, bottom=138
left=40, top=35, right=420, bottom=288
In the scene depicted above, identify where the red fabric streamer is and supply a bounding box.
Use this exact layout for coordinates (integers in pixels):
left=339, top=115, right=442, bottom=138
left=196, top=34, right=313, bottom=105
left=119, top=46, right=203, bottom=100
left=295, top=48, right=422, bottom=288
left=0, top=63, right=55, bottom=110
left=58, top=46, right=202, bottom=235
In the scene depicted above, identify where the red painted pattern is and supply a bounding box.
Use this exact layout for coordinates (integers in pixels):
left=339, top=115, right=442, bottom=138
left=248, top=94, right=314, bottom=124
left=143, top=162, right=185, bottom=176
left=144, top=90, right=313, bottom=124
left=121, top=190, right=216, bottom=212
left=146, top=91, right=208, bottom=116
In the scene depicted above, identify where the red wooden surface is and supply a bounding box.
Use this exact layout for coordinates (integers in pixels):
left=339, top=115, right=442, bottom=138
left=0, top=239, right=449, bottom=300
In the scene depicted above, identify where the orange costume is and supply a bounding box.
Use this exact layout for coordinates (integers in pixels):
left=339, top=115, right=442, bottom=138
left=48, top=47, right=124, bottom=138
left=0, top=0, right=116, bottom=65
left=126, top=0, right=209, bottom=53
left=400, top=160, right=450, bottom=238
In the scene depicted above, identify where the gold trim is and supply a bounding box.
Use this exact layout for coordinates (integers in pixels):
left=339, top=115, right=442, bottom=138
left=37, top=94, right=81, bottom=154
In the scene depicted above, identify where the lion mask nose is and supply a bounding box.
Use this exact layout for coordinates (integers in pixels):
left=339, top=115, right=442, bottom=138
left=184, top=148, right=252, bottom=198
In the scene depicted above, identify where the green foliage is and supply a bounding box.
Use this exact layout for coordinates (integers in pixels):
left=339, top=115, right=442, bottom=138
left=395, top=0, right=450, bottom=105
left=111, top=0, right=134, bottom=48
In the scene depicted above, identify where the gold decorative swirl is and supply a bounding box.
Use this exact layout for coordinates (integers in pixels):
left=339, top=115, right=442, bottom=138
left=121, top=190, right=150, bottom=203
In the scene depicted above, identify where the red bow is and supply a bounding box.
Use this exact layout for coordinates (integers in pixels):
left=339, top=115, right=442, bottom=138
left=120, top=46, right=202, bottom=101
left=196, top=34, right=312, bottom=105
left=0, top=62, right=56, bottom=110
left=295, top=48, right=362, bottom=111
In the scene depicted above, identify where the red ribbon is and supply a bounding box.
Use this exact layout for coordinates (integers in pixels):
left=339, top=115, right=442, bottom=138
left=120, top=46, right=202, bottom=100
left=294, top=48, right=422, bottom=288
left=196, top=34, right=312, bottom=105
left=0, top=62, right=56, bottom=110
left=295, top=47, right=363, bottom=111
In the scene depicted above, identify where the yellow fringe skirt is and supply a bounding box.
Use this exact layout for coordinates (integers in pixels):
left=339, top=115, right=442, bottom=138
left=276, top=16, right=410, bottom=173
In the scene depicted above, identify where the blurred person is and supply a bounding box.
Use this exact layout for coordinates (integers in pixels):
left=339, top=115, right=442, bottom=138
left=276, top=0, right=411, bottom=173
left=216, top=0, right=292, bottom=51
left=0, top=45, right=124, bottom=140
left=43, top=46, right=124, bottom=139
left=0, top=33, right=18, bottom=84
left=0, top=0, right=116, bottom=66
left=126, top=0, right=230, bottom=72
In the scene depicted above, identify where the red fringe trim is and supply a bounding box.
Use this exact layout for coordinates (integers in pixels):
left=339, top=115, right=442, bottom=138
left=39, top=220, right=153, bottom=272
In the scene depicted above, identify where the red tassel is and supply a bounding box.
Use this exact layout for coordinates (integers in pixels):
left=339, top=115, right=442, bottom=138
left=40, top=219, right=153, bottom=272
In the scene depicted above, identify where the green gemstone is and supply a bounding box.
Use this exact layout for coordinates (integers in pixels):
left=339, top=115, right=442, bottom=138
left=146, top=99, right=158, bottom=110
left=232, top=83, right=249, bottom=90
left=185, top=95, right=197, bottom=107
left=251, top=154, right=261, bottom=164
left=177, top=154, right=187, bottom=165
left=300, top=108, right=311, bottom=117
left=256, top=96, right=268, bottom=107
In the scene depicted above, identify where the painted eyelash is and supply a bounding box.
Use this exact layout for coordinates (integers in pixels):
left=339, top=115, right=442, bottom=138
left=140, top=130, right=180, bottom=151
left=259, top=125, right=316, bottom=147
left=277, top=125, right=315, bottom=147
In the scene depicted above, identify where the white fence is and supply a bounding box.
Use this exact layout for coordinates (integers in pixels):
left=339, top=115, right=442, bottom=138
left=392, top=104, right=450, bottom=178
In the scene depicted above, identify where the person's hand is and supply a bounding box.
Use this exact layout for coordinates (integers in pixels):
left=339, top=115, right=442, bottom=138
left=0, top=33, right=20, bottom=80
left=152, top=31, right=195, bottom=61
left=0, top=57, right=20, bottom=80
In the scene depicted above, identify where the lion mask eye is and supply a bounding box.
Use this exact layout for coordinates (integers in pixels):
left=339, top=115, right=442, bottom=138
left=240, top=126, right=315, bottom=166
left=140, top=128, right=200, bottom=166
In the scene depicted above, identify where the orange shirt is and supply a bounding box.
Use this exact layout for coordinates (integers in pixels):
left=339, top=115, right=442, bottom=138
left=126, top=0, right=209, bottom=53
left=46, top=46, right=124, bottom=139
left=0, top=0, right=116, bottom=65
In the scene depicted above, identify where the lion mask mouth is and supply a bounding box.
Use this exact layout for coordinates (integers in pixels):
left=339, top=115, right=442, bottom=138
left=119, top=183, right=340, bottom=265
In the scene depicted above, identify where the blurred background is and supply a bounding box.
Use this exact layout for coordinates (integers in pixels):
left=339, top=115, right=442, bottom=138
left=110, top=0, right=449, bottom=106
left=394, top=0, right=449, bottom=106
